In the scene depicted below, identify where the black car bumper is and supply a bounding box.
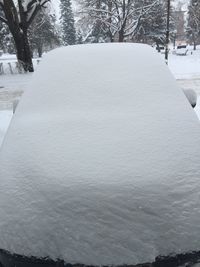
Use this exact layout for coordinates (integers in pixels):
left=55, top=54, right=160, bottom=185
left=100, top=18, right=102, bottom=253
left=0, top=248, right=200, bottom=267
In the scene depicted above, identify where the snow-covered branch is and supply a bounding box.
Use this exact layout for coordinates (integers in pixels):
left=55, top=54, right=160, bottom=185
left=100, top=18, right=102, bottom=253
left=76, top=0, right=170, bottom=43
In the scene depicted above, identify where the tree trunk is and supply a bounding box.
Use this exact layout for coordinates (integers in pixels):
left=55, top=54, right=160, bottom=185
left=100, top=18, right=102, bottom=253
left=37, top=44, right=43, bottom=58
left=192, top=33, right=196, bottom=51
left=156, top=42, right=160, bottom=52
left=193, top=40, right=196, bottom=50
left=118, top=30, right=124, bottom=42
left=13, top=30, right=34, bottom=72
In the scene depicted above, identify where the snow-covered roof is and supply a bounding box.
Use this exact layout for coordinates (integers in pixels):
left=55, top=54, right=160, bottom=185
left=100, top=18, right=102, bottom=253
left=0, top=43, right=200, bottom=266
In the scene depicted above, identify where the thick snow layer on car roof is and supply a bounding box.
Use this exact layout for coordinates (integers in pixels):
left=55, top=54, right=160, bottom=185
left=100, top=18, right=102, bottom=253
left=0, top=43, right=200, bottom=265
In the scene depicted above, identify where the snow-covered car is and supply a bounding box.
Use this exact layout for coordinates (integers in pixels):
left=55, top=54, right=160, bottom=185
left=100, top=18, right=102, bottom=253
left=0, top=44, right=200, bottom=267
left=176, top=44, right=188, bottom=55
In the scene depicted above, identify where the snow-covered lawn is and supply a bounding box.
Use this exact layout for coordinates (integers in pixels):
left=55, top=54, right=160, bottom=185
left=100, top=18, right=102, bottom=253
left=167, top=47, right=200, bottom=119
left=168, top=47, right=200, bottom=80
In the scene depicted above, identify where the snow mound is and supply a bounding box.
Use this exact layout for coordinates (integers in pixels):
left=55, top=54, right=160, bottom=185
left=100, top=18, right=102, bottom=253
left=0, top=43, right=200, bottom=266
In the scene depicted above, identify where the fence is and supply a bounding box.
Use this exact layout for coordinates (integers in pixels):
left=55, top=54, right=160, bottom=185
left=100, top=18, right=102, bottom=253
left=0, top=59, right=41, bottom=75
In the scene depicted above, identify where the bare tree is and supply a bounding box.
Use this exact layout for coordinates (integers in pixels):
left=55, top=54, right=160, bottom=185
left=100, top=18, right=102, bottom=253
left=77, top=0, right=160, bottom=43
left=0, top=0, right=50, bottom=72
left=29, top=10, right=60, bottom=58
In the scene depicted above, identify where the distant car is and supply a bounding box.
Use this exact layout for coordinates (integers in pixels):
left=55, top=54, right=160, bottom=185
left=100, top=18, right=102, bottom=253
left=0, top=44, right=200, bottom=267
left=176, top=44, right=188, bottom=55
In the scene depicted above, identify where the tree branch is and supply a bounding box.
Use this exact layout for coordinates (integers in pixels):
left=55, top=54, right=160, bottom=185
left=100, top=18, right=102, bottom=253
left=0, top=14, right=7, bottom=24
left=27, top=0, right=49, bottom=28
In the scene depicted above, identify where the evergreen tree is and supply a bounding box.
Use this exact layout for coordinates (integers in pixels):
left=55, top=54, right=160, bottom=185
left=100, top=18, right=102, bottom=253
left=186, top=0, right=200, bottom=50
left=60, top=0, right=76, bottom=45
left=29, top=10, right=60, bottom=57
left=0, top=20, right=15, bottom=53
left=76, top=29, right=83, bottom=44
left=76, top=0, right=108, bottom=43
left=133, top=0, right=174, bottom=46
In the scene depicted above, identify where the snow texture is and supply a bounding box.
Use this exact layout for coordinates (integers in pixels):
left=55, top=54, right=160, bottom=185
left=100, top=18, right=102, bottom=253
left=0, top=110, right=12, bottom=146
left=0, top=43, right=200, bottom=265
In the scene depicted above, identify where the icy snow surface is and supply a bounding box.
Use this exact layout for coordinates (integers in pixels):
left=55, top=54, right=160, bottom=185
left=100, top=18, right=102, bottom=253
left=0, top=43, right=200, bottom=265
left=0, top=110, right=12, bottom=146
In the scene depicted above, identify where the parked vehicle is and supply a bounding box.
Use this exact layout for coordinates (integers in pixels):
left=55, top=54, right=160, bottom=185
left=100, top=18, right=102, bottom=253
left=0, top=44, right=200, bottom=267
left=176, top=44, right=188, bottom=55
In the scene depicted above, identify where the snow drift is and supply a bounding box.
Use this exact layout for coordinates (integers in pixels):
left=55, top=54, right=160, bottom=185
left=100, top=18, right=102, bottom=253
left=0, top=43, right=200, bottom=266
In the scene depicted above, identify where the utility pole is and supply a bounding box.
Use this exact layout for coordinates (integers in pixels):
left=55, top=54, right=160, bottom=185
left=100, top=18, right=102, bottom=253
left=165, top=0, right=170, bottom=64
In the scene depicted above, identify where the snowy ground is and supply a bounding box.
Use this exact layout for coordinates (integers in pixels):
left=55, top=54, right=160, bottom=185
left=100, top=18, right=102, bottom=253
left=167, top=47, right=200, bottom=119
left=0, top=74, right=32, bottom=109
left=0, top=54, right=36, bottom=145
left=0, top=46, right=200, bottom=146
left=168, top=47, right=200, bottom=95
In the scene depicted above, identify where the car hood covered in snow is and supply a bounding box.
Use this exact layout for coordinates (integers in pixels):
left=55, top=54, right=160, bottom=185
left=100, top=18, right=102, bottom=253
left=0, top=43, right=200, bottom=266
